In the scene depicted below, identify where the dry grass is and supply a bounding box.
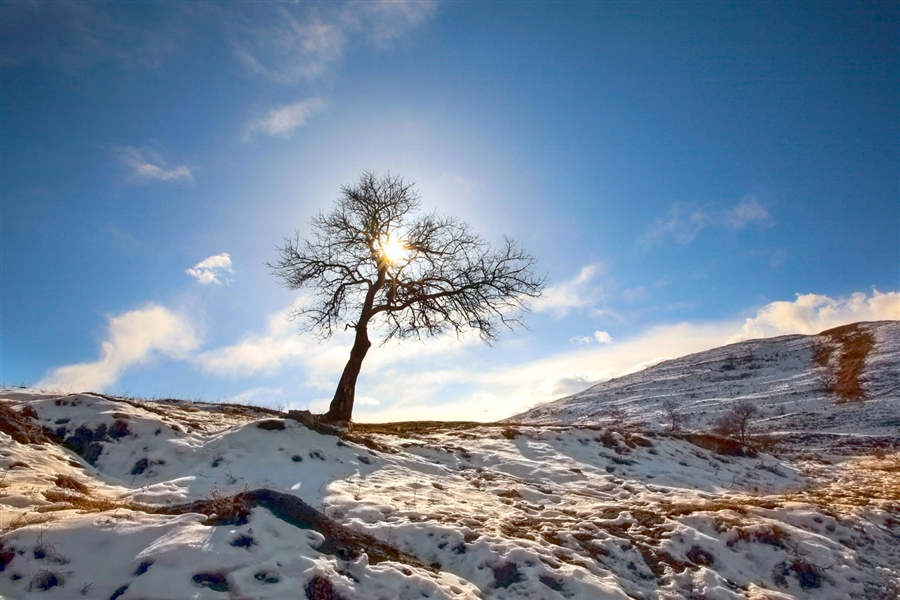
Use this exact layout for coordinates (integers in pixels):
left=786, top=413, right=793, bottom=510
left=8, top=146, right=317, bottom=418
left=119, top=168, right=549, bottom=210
left=815, top=323, right=875, bottom=402
left=3, top=512, right=58, bottom=532
left=0, top=401, right=50, bottom=445
left=39, top=489, right=133, bottom=513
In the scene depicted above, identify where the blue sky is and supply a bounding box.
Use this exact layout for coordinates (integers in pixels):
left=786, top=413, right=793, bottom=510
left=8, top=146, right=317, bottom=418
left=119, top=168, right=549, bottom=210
left=2, top=1, right=898, bottom=421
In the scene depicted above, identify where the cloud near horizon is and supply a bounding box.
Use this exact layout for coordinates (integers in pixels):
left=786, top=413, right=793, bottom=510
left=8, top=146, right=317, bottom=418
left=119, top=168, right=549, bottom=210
left=39, top=305, right=199, bottom=392
left=186, top=253, right=234, bottom=285
left=350, top=288, right=899, bottom=422
left=730, top=290, right=900, bottom=342
left=35, top=289, right=897, bottom=418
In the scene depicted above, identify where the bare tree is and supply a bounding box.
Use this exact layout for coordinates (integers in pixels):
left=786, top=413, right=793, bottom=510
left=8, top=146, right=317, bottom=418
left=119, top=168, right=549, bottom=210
left=661, top=398, right=689, bottom=433
left=714, top=399, right=758, bottom=444
left=269, top=172, right=545, bottom=423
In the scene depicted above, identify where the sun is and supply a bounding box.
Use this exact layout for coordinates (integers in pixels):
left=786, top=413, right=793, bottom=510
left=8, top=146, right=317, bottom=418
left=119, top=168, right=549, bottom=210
left=380, top=235, right=408, bottom=265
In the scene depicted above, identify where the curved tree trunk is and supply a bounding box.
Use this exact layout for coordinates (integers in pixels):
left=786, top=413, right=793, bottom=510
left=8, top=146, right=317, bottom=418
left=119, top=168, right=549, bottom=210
left=323, top=270, right=384, bottom=423
left=324, top=325, right=371, bottom=422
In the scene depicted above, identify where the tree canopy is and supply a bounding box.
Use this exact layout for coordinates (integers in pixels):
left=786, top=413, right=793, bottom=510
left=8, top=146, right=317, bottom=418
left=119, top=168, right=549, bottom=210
left=269, top=171, right=544, bottom=422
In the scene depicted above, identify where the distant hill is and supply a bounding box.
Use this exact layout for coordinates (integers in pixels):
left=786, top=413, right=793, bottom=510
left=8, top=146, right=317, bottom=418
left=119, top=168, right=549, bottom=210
left=509, top=321, right=900, bottom=439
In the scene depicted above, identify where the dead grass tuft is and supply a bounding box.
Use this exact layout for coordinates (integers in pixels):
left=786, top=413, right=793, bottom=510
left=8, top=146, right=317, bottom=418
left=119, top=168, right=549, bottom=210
left=53, top=474, right=89, bottom=494
left=39, top=489, right=131, bottom=513
left=3, top=513, right=58, bottom=533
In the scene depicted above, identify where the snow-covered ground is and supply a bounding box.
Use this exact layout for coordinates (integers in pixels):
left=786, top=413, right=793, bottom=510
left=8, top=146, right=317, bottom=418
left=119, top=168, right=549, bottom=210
left=1, top=321, right=898, bottom=599
left=511, top=321, right=900, bottom=444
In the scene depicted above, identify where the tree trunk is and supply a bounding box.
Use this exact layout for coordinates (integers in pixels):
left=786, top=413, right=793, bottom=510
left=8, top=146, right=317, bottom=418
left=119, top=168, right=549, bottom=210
left=324, top=325, right=371, bottom=422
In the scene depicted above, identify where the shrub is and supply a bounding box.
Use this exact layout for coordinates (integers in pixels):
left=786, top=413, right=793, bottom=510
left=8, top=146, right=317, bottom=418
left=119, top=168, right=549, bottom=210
left=714, top=400, right=757, bottom=444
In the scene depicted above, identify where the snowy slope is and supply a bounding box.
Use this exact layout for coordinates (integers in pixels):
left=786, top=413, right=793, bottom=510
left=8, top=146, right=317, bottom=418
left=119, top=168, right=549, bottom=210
left=510, top=321, right=900, bottom=442
left=2, top=385, right=899, bottom=599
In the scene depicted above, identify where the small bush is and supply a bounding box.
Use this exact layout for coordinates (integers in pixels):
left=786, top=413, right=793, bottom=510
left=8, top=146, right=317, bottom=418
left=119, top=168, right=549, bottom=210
left=0, top=542, right=15, bottom=571
left=714, top=400, right=757, bottom=444
left=29, top=570, right=64, bottom=591
left=255, top=571, right=280, bottom=584
left=305, top=574, right=347, bottom=600
left=109, top=419, right=131, bottom=439
left=192, top=572, right=229, bottom=592
left=493, top=563, right=524, bottom=589
left=685, top=545, right=714, bottom=566
left=774, top=558, right=824, bottom=589
left=231, top=534, right=256, bottom=548
left=54, top=474, right=90, bottom=494
left=501, top=428, right=521, bottom=440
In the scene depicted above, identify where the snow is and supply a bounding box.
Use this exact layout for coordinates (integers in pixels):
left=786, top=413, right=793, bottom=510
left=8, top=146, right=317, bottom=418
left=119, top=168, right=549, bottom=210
left=511, top=321, right=900, bottom=443
left=1, top=321, right=898, bottom=599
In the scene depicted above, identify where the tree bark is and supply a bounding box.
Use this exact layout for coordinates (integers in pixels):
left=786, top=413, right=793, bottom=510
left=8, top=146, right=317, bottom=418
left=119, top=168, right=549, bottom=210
left=323, top=325, right=371, bottom=422
left=323, top=270, right=384, bottom=423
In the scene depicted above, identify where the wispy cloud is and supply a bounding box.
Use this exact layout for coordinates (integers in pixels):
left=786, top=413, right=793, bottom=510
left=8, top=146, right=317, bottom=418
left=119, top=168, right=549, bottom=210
left=194, top=311, right=315, bottom=377
left=642, top=202, right=709, bottom=246
left=186, top=253, right=234, bottom=285
left=231, top=1, right=437, bottom=85
left=725, top=195, right=771, bottom=229
left=246, top=98, right=326, bottom=139
left=39, top=305, right=200, bottom=392
left=730, top=289, right=900, bottom=342
left=115, top=146, right=194, bottom=184
left=532, top=264, right=607, bottom=316
left=642, top=196, right=772, bottom=246
left=193, top=306, right=357, bottom=385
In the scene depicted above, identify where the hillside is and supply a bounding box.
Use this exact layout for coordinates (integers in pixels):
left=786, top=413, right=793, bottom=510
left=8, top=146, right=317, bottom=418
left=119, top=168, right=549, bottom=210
left=1, top=322, right=898, bottom=599
left=510, top=321, right=900, bottom=445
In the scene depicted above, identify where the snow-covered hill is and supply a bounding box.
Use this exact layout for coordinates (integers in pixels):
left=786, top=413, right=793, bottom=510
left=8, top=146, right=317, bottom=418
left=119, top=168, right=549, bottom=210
left=1, top=323, right=898, bottom=599
left=510, top=321, right=900, bottom=443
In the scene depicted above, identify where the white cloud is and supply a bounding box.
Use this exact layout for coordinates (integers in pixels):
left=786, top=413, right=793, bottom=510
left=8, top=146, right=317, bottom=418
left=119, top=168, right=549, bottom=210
left=569, top=331, right=612, bottom=346
left=532, top=264, right=606, bottom=316
left=593, top=330, right=612, bottom=344
left=725, top=196, right=771, bottom=229
left=116, top=146, right=193, bottom=184
left=232, top=2, right=437, bottom=84
left=186, top=253, right=234, bottom=285
left=193, top=305, right=359, bottom=385
left=194, top=311, right=313, bottom=376
left=246, top=98, right=327, bottom=139
left=39, top=305, right=199, bottom=392
left=731, top=290, right=900, bottom=342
